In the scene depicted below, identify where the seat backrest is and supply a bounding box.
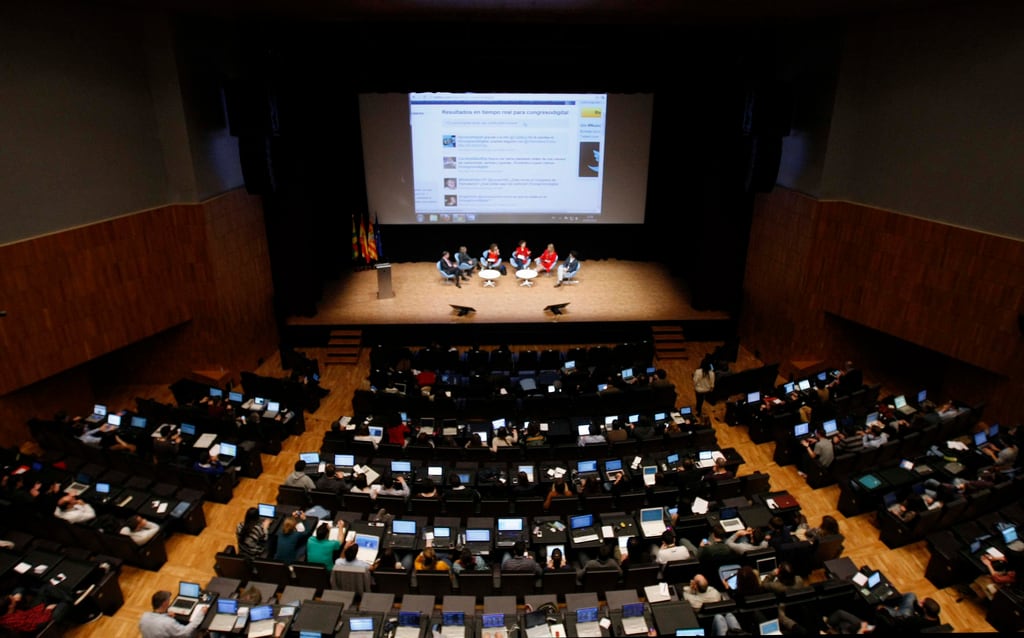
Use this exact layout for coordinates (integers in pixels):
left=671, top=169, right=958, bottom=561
left=580, top=567, right=621, bottom=597
left=499, top=571, right=538, bottom=599
left=251, top=559, right=291, bottom=590
left=291, top=562, right=330, bottom=595
left=331, top=565, right=372, bottom=594
left=215, top=552, right=252, bottom=581
left=372, top=568, right=412, bottom=598
left=416, top=570, right=453, bottom=600
left=540, top=569, right=579, bottom=599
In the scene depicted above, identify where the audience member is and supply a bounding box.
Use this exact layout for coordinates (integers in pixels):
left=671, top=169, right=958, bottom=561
left=501, top=540, right=542, bottom=576
left=655, top=529, right=699, bottom=565
left=682, top=574, right=724, bottom=610
left=762, top=561, right=805, bottom=594
left=120, top=514, right=161, bottom=546
left=273, top=512, right=308, bottom=564
left=54, top=493, right=96, bottom=524
left=139, top=589, right=208, bottom=638
left=284, top=460, right=316, bottom=491
left=306, top=522, right=341, bottom=571
left=315, top=464, right=348, bottom=493
left=874, top=593, right=941, bottom=631
left=236, top=507, right=270, bottom=559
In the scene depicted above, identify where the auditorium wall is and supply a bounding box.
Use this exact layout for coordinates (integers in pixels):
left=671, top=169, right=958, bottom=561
left=0, top=189, right=276, bottom=448
left=740, top=188, right=1024, bottom=424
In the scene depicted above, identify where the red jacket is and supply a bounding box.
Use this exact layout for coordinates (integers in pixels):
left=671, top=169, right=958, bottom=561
left=538, top=249, right=558, bottom=271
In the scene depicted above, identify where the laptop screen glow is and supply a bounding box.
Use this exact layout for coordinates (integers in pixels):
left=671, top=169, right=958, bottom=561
left=355, top=534, right=378, bottom=550
left=492, top=418, right=506, bottom=430
left=428, top=466, right=443, bottom=476
left=130, top=416, right=147, bottom=428
left=823, top=419, right=838, bottom=435
left=974, top=431, right=987, bottom=446
left=747, top=391, right=761, bottom=403
left=623, top=602, right=644, bottom=618
left=498, top=518, right=523, bottom=531
left=250, top=605, right=274, bottom=622
left=666, top=453, right=679, bottom=465
left=482, top=613, right=504, bottom=628
left=335, top=454, right=355, bottom=466
left=300, top=452, right=319, bottom=464
left=219, top=442, right=237, bottom=457
left=894, top=395, right=907, bottom=409
left=180, top=423, right=196, bottom=436
left=680, top=406, right=692, bottom=415
left=518, top=465, right=535, bottom=482
left=578, top=424, right=592, bottom=436
left=392, top=520, right=416, bottom=535
left=797, top=379, right=811, bottom=391
left=217, top=598, right=238, bottom=614
left=368, top=426, right=383, bottom=438
left=266, top=401, right=280, bottom=412
left=179, top=581, right=200, bottom=597
left=258, top=503, right=276, bottom=518
left=867, top=571, right=881, bottom=587
left=466, top=529, right=490, bottom=542
left=210, top=387, right=223, bottom=397
left=640, top=508, right=662, bottom=522
left=228, top=391, right=243, bottom=402
left=759, top=619, right=780, bottom=635
left=570, top=514, right=594, bottom=529
left=578, top=460, right=598, bottom=473
left=794, top=423, right=809, bottom=437
left=391, top=460, right=412, bottom=473
left=605, top=459, right=622, bottom=471
left=443, top=612, right=465, bottom=626
left=349, top=617, right=373, bottom=632
left=1003, top=526, right=1018, bottom=544
left=577, top=607, right=599, bottom=623
left=106, top=414, right=121, bottom=426
left=93, top=404, right=107, bottom=416
left=96, top=482, right=110, bottom=494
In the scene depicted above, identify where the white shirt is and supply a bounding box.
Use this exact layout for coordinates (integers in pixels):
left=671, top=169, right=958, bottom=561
left=54, top=501, right=96, bottom=524
left=121, top=519, right=161, bottom=545
left=656, top=544, right=691, bottom=564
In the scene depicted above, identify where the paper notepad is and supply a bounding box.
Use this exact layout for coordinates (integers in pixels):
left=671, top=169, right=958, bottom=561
left=601, top=525, right=615, bottom=539
left=851, top=572, right=868, bottom=586
left=691, top=497, right=709, bottom=515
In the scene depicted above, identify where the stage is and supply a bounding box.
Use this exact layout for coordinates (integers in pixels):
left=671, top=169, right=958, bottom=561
left=285, top=259, right=734, bottom=346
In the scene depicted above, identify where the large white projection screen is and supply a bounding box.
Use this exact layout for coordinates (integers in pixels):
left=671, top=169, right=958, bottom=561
left=360, top=92, right=653, bottom=225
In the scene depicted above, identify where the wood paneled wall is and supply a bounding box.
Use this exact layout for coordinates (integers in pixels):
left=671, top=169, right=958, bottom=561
left=0, top=189, right=276, bottom=447
left=740, top=187, right=1024, bottom=422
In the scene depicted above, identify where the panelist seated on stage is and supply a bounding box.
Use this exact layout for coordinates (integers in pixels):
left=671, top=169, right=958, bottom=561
left=535, top=243, right=558, bottom=274
left=554, top=251, right=580, bottom=287
left=482, top=243, right=507, bottom=275
left=509, top=239, right=532, bottom=270
left=455, top=245, right=478, bottom=274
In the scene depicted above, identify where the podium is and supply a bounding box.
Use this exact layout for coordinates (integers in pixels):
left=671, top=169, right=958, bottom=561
left=375, top=263, right=393, bottom=299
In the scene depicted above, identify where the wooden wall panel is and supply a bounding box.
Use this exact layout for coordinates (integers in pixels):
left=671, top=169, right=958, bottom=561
left=0, top=189, right=276, bottom=446
left=742, top=187, right=1024, bottom=423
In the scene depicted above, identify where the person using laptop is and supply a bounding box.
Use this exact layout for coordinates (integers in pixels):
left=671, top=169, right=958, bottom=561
left=236, top=507, right=271, bottom=560
left=724, top=527, right=769, bottom=555
left=800, top=514, right=840, bottom=543
left=981, top=433, right=1019, bottom=468
left=861, top=421, right=889, bottom=449
left=452, top=548, right=489, bottom=576
left=120, top=514, right=161, bottom=546
left=542, top=476, right=576, bottom=511
left=796, top=426, right=836, bottom=478
left=703, top=457, right=734, bottom=482
left=655, top=529, right=699, bottom=565
left=578, top=543, right=621, bottom=584
left=490, top=425, right=518, bottom=452
left=139, top=589, right=209, bottom=638
left=721, top=565, right=765, bottom=604
left=305, top=521, right=342, bottom=571
left=875, top=594, right=942, bottom=632
left=54, top=493, right=96, bottom=524
left=284, top=460, right=317, bottom=491
left=697, top=526, right=734, bottom=562
left=193, top=450, right=226, bottom=476
left=762, top=561, right=805, bottom=594
left=413, top=546, right=451, bottom=572
left=315, top=463, right=349, bottom=493
left=500, top=540, right=542, bottom=576
left=334, top=539, right=372, bottom=572
left=970, top=553, right=1017, bottom=600
left=372, top=474, right=411, bottom=500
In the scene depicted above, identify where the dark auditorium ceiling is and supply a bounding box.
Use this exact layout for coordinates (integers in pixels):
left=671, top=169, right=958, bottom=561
left=98, top=0, right=973, bottom=24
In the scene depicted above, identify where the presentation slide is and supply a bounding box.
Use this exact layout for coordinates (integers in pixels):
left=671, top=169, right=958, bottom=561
left=360, top=92, right=653, bottom=225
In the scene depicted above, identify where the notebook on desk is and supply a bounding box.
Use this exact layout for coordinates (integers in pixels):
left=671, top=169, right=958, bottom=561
left=85, top=404, right=107, bottom=424
left=300, top=452, right=321, bottom=474
left=193, top=432, right=217, bottom=449
left=642, top=466, right=658, bottom=486
left=482, top=613, right=508, bottom=638
left=218, top=442, right=237, bottom=465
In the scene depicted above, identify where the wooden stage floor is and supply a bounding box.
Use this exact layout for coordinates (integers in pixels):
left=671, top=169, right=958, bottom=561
left=288, top=260, right=731, bottom=327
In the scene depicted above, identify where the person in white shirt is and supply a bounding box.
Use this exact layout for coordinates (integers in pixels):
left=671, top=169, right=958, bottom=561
left=682, top=574, right=724, bottom=610
left=139, top=590, right=208, bottom=638
left=54, top=494, right=96, bottom=524
left=371, top=474, right=411, bottom=500
left=655, top=529, right=699, bottom=565
left=120, top=515, right=161, bottom=545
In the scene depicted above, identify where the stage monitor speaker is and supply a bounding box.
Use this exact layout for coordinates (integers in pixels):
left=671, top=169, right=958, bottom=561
left=450, top=304, right=475, bottom=317
left=544, top=303, right=570, bottom=316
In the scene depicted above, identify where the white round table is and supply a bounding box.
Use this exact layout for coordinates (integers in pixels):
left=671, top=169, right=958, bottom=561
left=516, top=269, right=538, bottom=287
left=479, top=269, right=502, bottom=287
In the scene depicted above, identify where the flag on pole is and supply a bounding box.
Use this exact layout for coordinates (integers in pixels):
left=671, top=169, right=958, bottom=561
left=373, top=213, right=384, bottom=261
left=366, top=214, right=379, bottom=262
left=358, top=213, right=370, bottom=264
left=351, top=214, right=360, bottom=260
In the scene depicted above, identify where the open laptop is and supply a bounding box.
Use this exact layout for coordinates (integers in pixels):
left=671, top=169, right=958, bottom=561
left=427, top=525, right=453, bottom=549
left=334, top=454, right=356, bottom=472
left=604, top=458, right=625, bottom=482
left=300, top=452, right=322, bottom=474
left=575, top=606, right=602, bottom=638
left=64, top=473, right=92, bottom=496
left=661, top=453, right=680, bottom=472
left=105, top=413, right=122, bottom=428
left=85, top=404, right=108, bottom=424
left=792, top=422, right=811, bottom=441
left=621, top=367, right=634, bottom=382
left=620, top=602, right=647, bottom=635
left=717, top=507, right=746, bottom=533
left=638, top=507, right=667, bottom=537
left=893, top=394, right=916, bottom=416
left=695, top=450, right=716, bottom=469
left=92, top=481, right=114, bottom=505
left=395, top=611, right=423, bottom=638
left=865, top=570, right=896, bottom=601
left=822, top=419, right=839, bottom=436
left=1001, top=525, right=1024, bottom=552
left=570, top=513, right=600, bottom=543
left=257, top=503, right=276, bottom=520
left=756, top=557, right=777, bottom=581
left=642, top=466, right=658, bottom=486
left=578, top=423, right=594, bottom=437
left=348, top=616, right=375, bottom=638
left=167, top=581, right=203, bottom=615
left=248, top=604, right=276, bottom=638
left=441, top=611, right=466, bottom=638
left=367, top=426, right=384, bottom=443
left=496, top=517, right=525, bottom=546
left=228, top=391, right=244, bottom=404
left=464, top=528, right=492, bottom=555
left=481, top=612, right=508, bottom=638
left=758, top=619, right=783, bottom=636
left=389, top=519, right=418, bottom=549
left=208, top=597, right=240, bottom=632
left=353, top=533, right=380, bottom=563
left=577, top=459, right=600, bottom=480
left=218, top=441, right=237, bottom=465
left=263, top=401, right=281, bottom=420
left=390, top=460, right=414, bottom=480
left=517, top=464, right=535, bottom=483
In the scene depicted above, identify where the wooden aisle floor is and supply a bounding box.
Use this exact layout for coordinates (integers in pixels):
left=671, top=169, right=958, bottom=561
left=63, top=341, right=993, bottom=636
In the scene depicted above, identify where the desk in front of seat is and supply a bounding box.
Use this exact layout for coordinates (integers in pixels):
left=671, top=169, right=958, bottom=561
left=652, top=600, right=700, bottom=636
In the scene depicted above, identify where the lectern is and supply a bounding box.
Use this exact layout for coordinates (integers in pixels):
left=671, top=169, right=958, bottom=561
left=376, top=263, right=393, bottom=299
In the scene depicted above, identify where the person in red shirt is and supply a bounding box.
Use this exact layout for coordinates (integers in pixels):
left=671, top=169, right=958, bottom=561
left=510, top=239, right=532, bottom=270
left=483, top=244, right=507, bottom=275
left=386, top=418, right=411, bottom=446
left=0, top=586, right=71, bottom=633
left=536, top=243, right=558, bottom=275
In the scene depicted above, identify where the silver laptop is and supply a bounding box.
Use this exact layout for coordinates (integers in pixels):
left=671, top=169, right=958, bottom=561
left=167, top=581, right=202, bottom=615
left=354, top=533, right=380, bottom=564
left=759, top=618, right=782, bottom=635
left=247, top=605, right=276, bottom=638
left=757, top=556, right=777, bottom=581
left=85, top=404, right=107, bottom=424
left=695, top=450, right=716, bottom=468
left=638, top=507, right=667, bottom=537
left=575, top=607, right=602, bottom=638
left=263, top=401, right=281, bottom=420
left=620, top=602, right=647, bottom=635
left=893, top=395, right=916, bottom=416
left=718, top=507, right=745, bottom=533
left=642, top=465, right=658, bottom=486
left=208, top=597, right=240, bottom=632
